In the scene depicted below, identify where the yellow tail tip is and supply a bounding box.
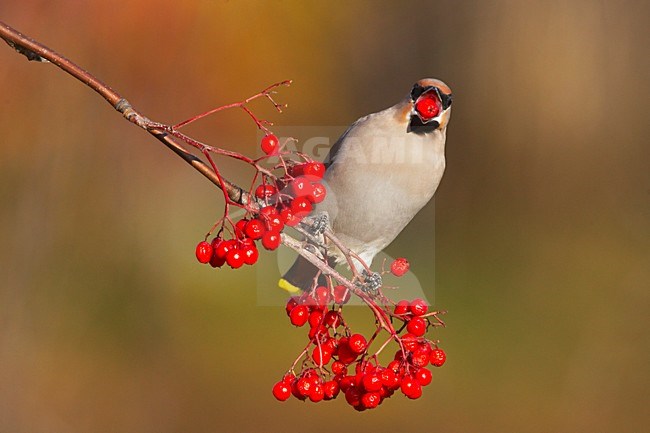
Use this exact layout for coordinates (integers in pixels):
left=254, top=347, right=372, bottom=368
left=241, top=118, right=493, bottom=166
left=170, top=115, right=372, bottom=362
left=279, top=278, right=301, bottom=293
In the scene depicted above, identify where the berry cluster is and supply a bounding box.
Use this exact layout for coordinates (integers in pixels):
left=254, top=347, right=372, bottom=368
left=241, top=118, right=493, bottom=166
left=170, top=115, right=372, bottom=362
left=273, top=281, right=446, bottom=411
left=194, top=134, right=327, bottom=269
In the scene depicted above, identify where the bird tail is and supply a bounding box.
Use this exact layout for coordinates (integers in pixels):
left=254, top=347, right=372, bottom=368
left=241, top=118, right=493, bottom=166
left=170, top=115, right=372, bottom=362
left=279, top=255, right=330, bottom=293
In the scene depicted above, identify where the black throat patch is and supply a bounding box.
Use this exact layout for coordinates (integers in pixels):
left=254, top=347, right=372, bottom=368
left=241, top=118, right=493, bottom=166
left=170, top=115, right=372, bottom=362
left=408, top=116, right=439, bottom=134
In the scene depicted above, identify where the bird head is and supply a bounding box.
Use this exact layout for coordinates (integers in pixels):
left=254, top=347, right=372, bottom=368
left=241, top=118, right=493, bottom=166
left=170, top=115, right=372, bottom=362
left=406, top=78, right=452, bottom=134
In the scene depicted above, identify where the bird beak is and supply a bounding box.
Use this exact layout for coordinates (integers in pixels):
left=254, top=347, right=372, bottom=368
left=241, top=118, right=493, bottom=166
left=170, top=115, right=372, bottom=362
left=418, top=87, right=453, bottom=118
left=408, top=86, right=453, bottom=133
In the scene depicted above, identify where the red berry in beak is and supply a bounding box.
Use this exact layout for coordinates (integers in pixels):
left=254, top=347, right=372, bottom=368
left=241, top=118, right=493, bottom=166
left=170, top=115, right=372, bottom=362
left=415, top=95, right=441, bottom=121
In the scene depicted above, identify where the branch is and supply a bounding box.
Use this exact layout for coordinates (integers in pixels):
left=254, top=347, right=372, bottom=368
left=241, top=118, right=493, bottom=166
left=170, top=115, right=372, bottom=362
left=0, top=20, right=249, bottom=206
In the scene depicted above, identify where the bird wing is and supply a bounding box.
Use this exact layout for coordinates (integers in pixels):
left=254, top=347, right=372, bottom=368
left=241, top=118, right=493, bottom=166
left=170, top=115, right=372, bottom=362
left=323, top=118, right=364, bottom=169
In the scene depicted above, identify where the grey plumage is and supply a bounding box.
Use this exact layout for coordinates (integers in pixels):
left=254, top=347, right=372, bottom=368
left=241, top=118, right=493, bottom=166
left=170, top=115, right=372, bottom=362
left=281, top=78, right=452, bottom=292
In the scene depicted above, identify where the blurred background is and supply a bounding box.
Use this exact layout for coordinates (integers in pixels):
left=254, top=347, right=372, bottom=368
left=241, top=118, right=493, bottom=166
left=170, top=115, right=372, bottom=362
left=1, top=1, right=648, bottom=432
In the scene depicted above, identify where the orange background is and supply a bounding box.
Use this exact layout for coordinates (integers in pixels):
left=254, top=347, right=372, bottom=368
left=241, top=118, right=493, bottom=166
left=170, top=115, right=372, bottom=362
left=0, top=1, right=648, bottom=432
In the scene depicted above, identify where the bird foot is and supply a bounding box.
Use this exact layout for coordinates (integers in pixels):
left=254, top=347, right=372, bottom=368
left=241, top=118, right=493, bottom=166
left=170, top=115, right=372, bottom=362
left=356, top=270, right=382, bottom=295
left=301, top=211, right=329, bottom=236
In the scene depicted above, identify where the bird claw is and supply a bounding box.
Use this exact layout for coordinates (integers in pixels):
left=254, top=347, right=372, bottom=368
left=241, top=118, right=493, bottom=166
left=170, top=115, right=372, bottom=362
left=357, top=270, right=382, bottom=295
left=301, top=212, right=329, bottom=236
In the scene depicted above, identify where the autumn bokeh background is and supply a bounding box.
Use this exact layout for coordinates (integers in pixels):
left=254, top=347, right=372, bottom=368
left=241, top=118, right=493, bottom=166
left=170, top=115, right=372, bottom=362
left=1, top=1, right=648, bottom=432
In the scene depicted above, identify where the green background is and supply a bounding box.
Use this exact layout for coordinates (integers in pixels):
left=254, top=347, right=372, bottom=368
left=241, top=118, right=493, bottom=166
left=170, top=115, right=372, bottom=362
left=1, top=1, right=648, bottom=432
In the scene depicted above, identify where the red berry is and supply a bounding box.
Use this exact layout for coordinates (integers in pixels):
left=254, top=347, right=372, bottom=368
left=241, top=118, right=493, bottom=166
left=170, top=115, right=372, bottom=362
left=344, top=387, right=362, bottom=407
left=261, top=230, right=281, bottom=250
left=307, top=182, right=327, bottom=204
left=261, top=134, right=279, bottom=155
left=299, top=294, right=317, bottom=309
left=409, top=298, right=428, bottom=316
left=362, top=373, right=382, bottom=392
left=415, top=368, right=432, bottom=386
left=272, top=380, right=291, bottom=401
left=282, top=373, right=296, bottom=384
left=290, top=380, right=306, bottom=401
left=261, top=204, right=278, bottom=215
left=348, top=334, right=368, bottom=354
left=215, top=239, right=236, bottom=260
left=319, top=337, right=335, bottom=355
left=333, top=285, right=351, bottom=304
left=378, top=386, right=393, bottom=400
left=308, top=324, right=327, bottom=340
left=262, top=213, right=284, bottom=232
left=314, top=286, right=331, bottom=306
left=226, top=248, right=245, bottom=268
left=361, top=392, right=381, bottom=409
left=323, top=380, right=340, bottom=400
left=324, top=310, right=341, bottom=328
left=308, top=310, right=324, bottom=328
left=255, top=184, right=277, bottom=200
left=401, top=333, right=419, bottom=352
left=296, top=376, right=313, bottom=398
left=338, top=375, right=355, bottom=392
left=331, top=361, right=347, bottom=376
left=380, top=368, right=401, bottom=390
left=241, top=244, right=259, bottom=265
left=394, top=299, right=410, bottom=316
left=430, top=348, right=446, bottom=367
left=415, top=95, right=440, bottom=120
left=290, top=177, right=314, bottom=198
left=280, top=207, right=301, bottom=226
left=289, top=305, right=310, bottom=327
left=285, top=296, right=298, bottom=316
left=289, top=163, right=305, bottom=177
left=337, top=341, right=358, bottom=365
left=387, top=360, right=401, bottom=373
left=235, top=219, right=248, bottom=239
left=312, top=345, right=332, bottom=365
left=244, top=219, right=265, bottom=240
left=419, top=341, right=433, bottom=356
left=291, top=196, right=313, bottom=217
left=195, top=241, right=213, bottom=264
left=309, top=383, right=325, bottom=402
left=302, top=161, right=325, bottom=179
left=411, top=347, right=430, bottom=368
left=209, top=239, right=226, bottom=268
left=390, top=258, right=410, bottom=276
left=406, top=316, right=428, bottom=337
left=400, top=375, right=422, bottom=399
left=355, top=362, right=375, bottom=376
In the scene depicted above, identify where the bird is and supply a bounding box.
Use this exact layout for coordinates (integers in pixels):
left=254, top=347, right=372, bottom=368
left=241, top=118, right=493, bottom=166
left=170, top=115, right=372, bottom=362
left=279, top=78, right=453, bottom=293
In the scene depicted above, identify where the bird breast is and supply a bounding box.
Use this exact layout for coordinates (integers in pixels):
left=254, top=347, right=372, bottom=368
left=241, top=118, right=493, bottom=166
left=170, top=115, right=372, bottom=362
left=319, top=109, right=446, bottom=255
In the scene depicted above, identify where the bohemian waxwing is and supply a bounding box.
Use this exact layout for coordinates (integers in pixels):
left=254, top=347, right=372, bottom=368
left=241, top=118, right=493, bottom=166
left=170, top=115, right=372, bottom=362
left=279, top=78, right=453, bottom=292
